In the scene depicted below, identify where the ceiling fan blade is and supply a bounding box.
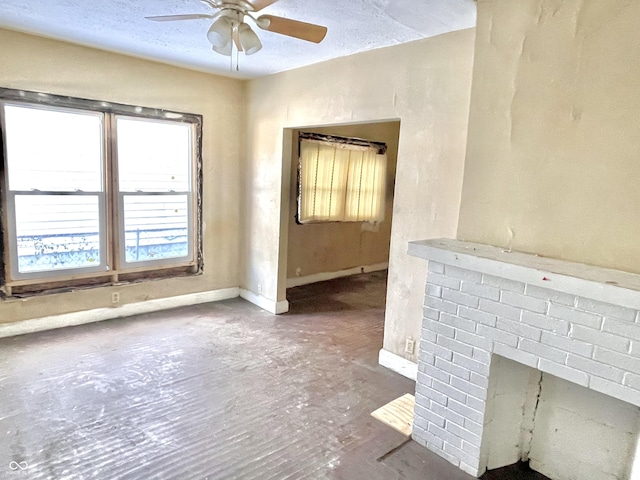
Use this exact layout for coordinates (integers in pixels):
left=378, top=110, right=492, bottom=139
left=257, top=15, right=327, bottom=43
left=248, top=0, right=280, bottom=12
left=146, top=14, right=215, bottom=22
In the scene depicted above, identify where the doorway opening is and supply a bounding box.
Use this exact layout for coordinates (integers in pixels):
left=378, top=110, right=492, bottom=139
left=278, top=121, right=401, bottom=308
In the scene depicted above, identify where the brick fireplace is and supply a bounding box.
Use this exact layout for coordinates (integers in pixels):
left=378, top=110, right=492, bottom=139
left=409, top=239, right=640, bottom=479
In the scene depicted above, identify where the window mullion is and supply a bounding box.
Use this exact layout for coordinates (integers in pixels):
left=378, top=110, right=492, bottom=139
left=106, top=112, right=120, bottom=279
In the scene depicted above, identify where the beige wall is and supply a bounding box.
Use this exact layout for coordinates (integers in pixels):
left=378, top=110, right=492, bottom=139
left=244, top=29, right=475, bottom=361
left=287, top=122, right=400, bottom=280
left=458, top=0, right=640, bottom=273
left=0, top=29, right=243, bottom=323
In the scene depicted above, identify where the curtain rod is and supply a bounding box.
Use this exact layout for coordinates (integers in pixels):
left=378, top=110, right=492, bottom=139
left=299, top=132, right=387, bottom=154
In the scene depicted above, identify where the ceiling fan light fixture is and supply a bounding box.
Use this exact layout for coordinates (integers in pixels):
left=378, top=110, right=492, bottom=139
left=211, top=40, right=232, bottom=56
left=207, top=16, right=232, bottom=48
left=238, top=23, right=262, bottom=55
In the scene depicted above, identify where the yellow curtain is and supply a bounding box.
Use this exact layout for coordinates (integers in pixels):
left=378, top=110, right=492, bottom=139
left=298, top=138, right=386, bottom=223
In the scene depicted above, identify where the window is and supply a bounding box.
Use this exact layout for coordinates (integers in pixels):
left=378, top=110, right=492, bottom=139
left=0, top=88, right=202, bottom=295
left=297, top=133, right=387, bottom=224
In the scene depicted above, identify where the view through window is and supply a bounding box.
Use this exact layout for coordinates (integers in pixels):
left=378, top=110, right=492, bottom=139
left=0, top=90, right=202, bottom=293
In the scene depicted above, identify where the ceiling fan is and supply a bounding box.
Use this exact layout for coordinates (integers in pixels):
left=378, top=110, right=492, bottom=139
left=146, top=0, right=328, bottom=57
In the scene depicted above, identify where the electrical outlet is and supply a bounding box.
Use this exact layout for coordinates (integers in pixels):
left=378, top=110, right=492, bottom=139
left=405, top=338, right=415, bottom=355
left=111, top=292, right=120, bottom=304
left=296, top=267, right=302, bottom=277
left=257, top=284, right=262, bottom=295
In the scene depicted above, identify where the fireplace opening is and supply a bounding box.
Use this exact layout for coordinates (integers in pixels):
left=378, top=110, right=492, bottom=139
left=482, top=355, right=640, bottom=480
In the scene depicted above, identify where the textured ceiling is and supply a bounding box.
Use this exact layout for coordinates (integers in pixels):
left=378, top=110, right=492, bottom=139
left=0, top=0, right=477, bottom=79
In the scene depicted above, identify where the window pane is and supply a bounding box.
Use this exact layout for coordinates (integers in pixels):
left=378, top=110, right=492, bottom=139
left=14, top=195, right=102, bottom=274
left=117, top=118, right=191, bottom=192
left=123, top=195, right=189, bottom=263
left=4, top=104, right=103, bottom=192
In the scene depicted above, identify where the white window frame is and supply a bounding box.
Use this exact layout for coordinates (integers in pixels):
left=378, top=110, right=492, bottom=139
left=0, top=88, right=202, bottom=294
left=3, top=103, right=109, bottom=282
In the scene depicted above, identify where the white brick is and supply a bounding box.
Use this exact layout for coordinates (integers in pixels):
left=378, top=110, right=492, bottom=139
left=478, top=324, right=518, bottom=348
left=419, top=349, right=435, bottom=366
left=414, top=392, right=431, bottom=409
left=461, top=281, right=500, bottom=301
left=493, top=342, right=538, bottom=368
left=538, top=359, right=589, bottom=387
left=444, top=265, right=482, bottom=283
left=631, top=342, right=640, bottom=358
left=455, top=329, right=493, bottom=350
left=441, top=313, right=476, bottom=333
left=593, top=348, right=640, bottom=375
left=424, top=320, right=455, bottom=338
left=464, top=418, right=483, bottom=437
left=429, top=423, right=464, bottom=449
left=479, top=299, right=521, bottom=321
left=571, top=325, right=630, bottom=353
left=432, top=378, right=467, bottom=404
left=525, top=284, right=576, bottom=306
left=448, top=398, right=484, bottom=425
left=453, top=352, right=490, bottom=376
left=446, top=421, right=482, bottom=447
left=549, top=304, right=602, bottom=329
left=417, top=371, right=433, bottom=388
left=472, top=348, right=492, bottom=365
left=443, top=437, right=481, bottom=466
left=412, top=425, right=445, bottom=451
left=435, top=357, right=471, bottom=380
left=422, top=329, right=437, bottom=343
left=450, top=376, right=488, bottom=400
left=623, top=373, right=640, bottom=391
left=428, top=261, right=445, bottom=274
left=603, top=318, right=640, bottom=342
left=460, top=462, right=481, bottom=477
left=426, top=283, right=442, bottom=298
left=416, top=383, right=448, bottom=405
left=425, top=296, right=458, bottom=315
left=496, top=318, right=542, bottom=341
left=459, top=306, right=497, bottom=327
left=522, top=311, right=569, bottom=336
left=540, top=331, right=593, bottom=358
left=429, top=444, right=461, bottom=467
left=482, top=274, right=525, bottom=293
left=423, top=306, right=440, bottom=321
left=466, top=395, right=485, bottom=413
left=519, top=338, right=567, bottom=364
left=414, top=403, right=446, bottom=428
left=462, top=440, right=481, bottom=459
left=590, top=376, right=640, bottom=408
left=442, top=288, right=480, bottom=309
left=566, top=354, right=625, bottom=383
left=500, top=291, right=547, bottom=313
left=420, top=339, right=454, bottom=361
left=576, top=298, right=637, bottom=322
left=470, top=372, right=489, bottom=389
left=419, top=361, right=451, bottom=384
left=437, top=335, right=474, bottom=357
left=427, top=272, right=461, bottom=290
left=430, top=399, right=466, bottom=427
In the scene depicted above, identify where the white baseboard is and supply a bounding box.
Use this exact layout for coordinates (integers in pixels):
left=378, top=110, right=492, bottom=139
left=0, top=287, right=240, bottom=339
left=286, top=262, right=389, bottom=289
left=379, top=348, right=418, bottom=381
left=240, top=289, right=290, bottom=314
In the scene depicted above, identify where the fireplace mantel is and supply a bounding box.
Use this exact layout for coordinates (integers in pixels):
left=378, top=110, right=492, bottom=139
left=409, top=239, right=640, bottom=311
left=408, top=238, right=640, bottom=478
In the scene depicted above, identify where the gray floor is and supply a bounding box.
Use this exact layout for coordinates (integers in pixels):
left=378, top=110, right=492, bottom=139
left=0, top=272, right=511, bottom=479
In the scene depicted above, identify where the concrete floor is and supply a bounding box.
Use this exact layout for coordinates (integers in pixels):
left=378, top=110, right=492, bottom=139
left=0, top=271, right=545, bottom=479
